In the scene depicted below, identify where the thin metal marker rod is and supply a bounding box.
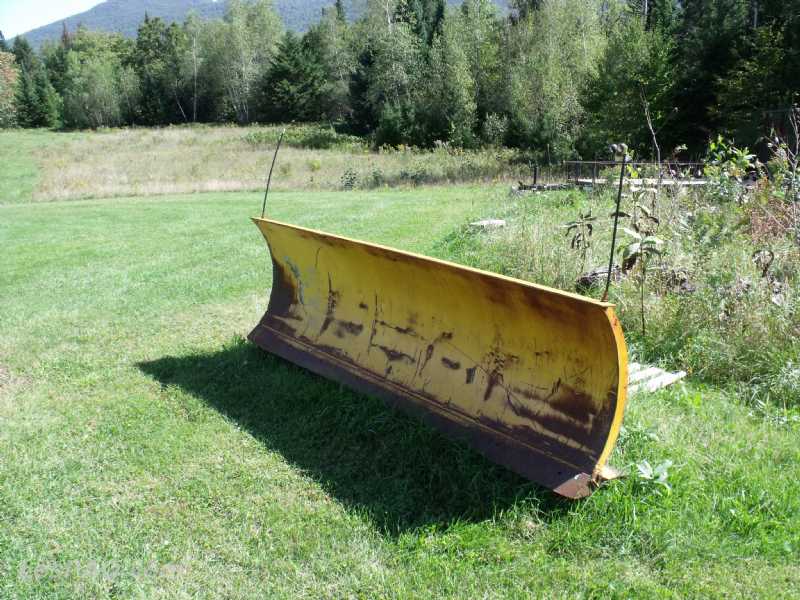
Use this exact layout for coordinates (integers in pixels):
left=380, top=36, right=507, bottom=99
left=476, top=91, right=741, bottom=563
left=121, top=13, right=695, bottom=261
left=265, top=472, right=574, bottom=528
left=602, top=155, right=627, bottom=303
left=261, top=128, right=286, bottom=218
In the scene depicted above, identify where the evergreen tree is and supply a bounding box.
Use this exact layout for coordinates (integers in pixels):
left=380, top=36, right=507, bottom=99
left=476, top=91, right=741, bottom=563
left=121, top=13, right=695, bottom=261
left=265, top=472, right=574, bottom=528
left=33, top=67, right=61, bottom=127
left=133, top=15, right=172, bottom=124
left=334, top=0, right=347, bottom=23
left=347, top=48, right=378, bottom=134
left=41, top=25, right=73, bottom=96
left=15, top=66, right=60, bottom=128
left=12, top=37, right=36, bottom=73
left=714, top=0, right=800, bottom=141
left=0, top=30, right=8, bottom=52
left=13, top=69, right=36, bottom=127
left=645, top=0, right=682, bottom=33
left=260, top=31, right=328, bottom=122
left=668, top=0, right=751, bottom=151
left=11, top=34, right=61, bottom=129
left=395, top=0, right=446, bottom=46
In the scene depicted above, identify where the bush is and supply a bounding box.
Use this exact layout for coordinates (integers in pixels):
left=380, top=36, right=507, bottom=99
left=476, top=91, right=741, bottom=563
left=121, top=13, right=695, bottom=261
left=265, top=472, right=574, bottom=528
left=243, top=124, right=366, bottom=152
left=340, top=168, right=357, bottom=190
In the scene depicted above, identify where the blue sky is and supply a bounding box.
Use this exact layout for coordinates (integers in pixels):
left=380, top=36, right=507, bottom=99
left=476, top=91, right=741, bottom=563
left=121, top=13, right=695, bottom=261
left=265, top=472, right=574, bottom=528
left=1, top=0, right=103, bottom=38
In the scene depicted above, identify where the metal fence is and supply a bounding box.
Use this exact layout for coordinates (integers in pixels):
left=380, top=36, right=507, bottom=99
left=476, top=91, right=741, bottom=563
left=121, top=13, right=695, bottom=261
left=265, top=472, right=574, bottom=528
left=562, top=160, right=706, bottom=185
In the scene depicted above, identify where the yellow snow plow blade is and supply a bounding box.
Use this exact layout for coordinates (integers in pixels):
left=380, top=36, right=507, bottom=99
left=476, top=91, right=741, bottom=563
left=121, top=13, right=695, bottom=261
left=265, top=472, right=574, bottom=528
left=249, top=218, right=628, bottom=499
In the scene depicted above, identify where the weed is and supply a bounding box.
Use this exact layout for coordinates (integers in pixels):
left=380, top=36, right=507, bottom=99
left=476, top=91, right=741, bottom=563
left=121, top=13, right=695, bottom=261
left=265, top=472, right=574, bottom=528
left=562, top=210, right=596, bottom=272
left=340, top=168, right=358, bottom=190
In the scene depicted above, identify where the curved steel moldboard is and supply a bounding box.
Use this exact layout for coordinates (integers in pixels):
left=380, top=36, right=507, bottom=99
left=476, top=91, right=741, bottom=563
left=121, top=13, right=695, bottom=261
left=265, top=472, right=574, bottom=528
left=248, top=218, right=629, bottom=498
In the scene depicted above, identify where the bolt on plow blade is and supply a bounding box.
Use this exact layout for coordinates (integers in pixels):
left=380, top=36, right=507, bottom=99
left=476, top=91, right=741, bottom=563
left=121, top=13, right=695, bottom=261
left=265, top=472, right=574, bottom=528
left=249, top=218, right=628, bottom=499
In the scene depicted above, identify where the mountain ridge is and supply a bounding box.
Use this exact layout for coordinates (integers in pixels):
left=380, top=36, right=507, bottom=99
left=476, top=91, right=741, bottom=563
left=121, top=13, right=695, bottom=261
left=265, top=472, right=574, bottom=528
left=12, top=0, right=351, bottom=48
left=11, top=0, right=509, bottom=49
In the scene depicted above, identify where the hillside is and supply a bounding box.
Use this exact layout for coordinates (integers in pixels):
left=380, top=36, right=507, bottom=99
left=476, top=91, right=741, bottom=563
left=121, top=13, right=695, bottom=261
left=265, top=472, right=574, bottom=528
left=15, top=0, right=351, bottom=48
left=14, top=0, right=509, bottom=48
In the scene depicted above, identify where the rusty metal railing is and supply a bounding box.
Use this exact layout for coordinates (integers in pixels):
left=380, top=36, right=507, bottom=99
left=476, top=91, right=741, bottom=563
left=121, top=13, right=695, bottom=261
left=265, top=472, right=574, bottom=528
left=563, top=160, right=706, bottom=185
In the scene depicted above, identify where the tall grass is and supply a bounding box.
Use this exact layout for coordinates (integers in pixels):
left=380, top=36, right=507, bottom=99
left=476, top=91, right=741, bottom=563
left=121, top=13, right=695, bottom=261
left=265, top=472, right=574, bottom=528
left=433, top=186, right=800, bottom=407
left=22, top=124, right=530, bottom=202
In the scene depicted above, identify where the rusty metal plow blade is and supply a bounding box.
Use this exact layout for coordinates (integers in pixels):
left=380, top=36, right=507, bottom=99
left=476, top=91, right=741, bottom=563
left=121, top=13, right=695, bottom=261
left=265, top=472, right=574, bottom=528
left=248, top=218, right=629, bottom=499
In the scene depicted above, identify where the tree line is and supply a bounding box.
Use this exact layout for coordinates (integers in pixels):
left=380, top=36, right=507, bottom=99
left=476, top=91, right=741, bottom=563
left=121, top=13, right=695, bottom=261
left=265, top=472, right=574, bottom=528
left=0, top=0, right=797, bottom=160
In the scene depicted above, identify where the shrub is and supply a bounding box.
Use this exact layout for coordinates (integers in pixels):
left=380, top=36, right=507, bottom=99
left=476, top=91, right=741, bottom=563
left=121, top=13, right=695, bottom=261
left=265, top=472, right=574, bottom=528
left=243, top=124, right=366, bottom=152
left=340, top=168, right=358, bottom=190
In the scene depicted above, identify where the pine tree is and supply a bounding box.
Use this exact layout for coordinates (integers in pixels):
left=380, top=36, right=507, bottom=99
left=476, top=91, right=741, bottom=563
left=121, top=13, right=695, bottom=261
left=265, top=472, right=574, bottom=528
left=668, top=0, right=751, bottom=150
left=133, top=15, right=171, bottom=124
left=15, top=66, right=61, bottom=128
left=14, top=70, right=40, bottom=127
left=260, top=31, right=328, bottom=122
left=334, top=0, right=347, bottom=23
left=32, top=67, right=61, bottom=127
left=12, top=37, right=36, bottom=73
left=395, top=0, right=446, bottom=46
left=347, top=48, right=377, bottom=134
left=42, top=24, right=73, bottom=96
left=0, top=30, right=8, bottom=52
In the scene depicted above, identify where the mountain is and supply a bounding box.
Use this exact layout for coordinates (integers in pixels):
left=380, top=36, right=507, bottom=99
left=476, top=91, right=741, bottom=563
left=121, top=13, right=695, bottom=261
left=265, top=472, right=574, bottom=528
left=12, top=0, right=509, bottom=49
left=13, top=0, right=350, bottom=48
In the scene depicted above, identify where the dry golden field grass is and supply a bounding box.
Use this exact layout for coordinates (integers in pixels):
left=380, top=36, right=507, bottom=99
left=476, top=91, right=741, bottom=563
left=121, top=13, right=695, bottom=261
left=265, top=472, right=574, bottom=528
left=28, top=124, right=525, bottom=202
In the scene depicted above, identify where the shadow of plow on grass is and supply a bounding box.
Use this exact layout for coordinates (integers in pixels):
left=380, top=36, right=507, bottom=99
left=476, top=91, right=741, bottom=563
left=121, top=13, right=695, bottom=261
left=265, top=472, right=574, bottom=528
left=138, top=337, right=571, bottom=535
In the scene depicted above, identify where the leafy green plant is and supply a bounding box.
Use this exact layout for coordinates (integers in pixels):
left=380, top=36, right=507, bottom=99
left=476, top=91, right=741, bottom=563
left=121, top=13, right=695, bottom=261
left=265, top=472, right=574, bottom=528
left=562, top=210, right=596, bottom=272
left=243, top=124, right=366, bottom=152
left=340, top=167, right=358, bottom=190
left=704, top=136, right=762, bottom=204
left=707, top=136, right=760, bottom=180
left=619, top=227, right=664, bottom=337
left=370, top=167, right=385, bottom=188
left=635, top=459, right=673, bottom=493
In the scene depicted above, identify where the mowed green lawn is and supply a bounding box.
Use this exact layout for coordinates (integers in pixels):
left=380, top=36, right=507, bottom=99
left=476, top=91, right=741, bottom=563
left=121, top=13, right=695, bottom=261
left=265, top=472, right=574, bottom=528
left=1, top=132, right=799, bottom=598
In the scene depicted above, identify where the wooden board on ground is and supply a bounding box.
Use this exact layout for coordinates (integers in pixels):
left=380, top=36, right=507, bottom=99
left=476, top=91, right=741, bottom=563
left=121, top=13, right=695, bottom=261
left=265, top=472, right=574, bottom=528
left=628, top=362, right=687, bottom=396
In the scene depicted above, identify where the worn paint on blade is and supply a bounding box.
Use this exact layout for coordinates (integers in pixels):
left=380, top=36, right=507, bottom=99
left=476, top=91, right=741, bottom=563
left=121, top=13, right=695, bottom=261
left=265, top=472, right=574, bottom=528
left=248, top=218, right=628, bottom=498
